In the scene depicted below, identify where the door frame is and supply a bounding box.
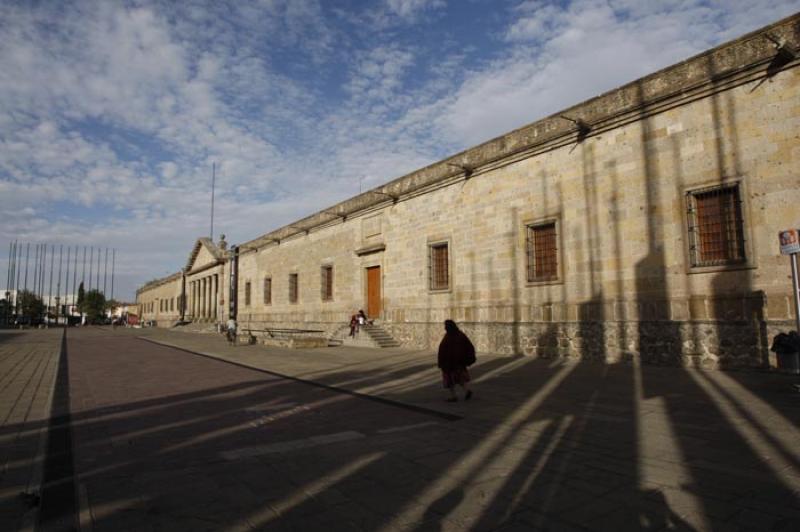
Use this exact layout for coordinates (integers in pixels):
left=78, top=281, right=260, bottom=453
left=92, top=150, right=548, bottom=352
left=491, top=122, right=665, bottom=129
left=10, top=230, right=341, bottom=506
left=364, top=263, right=383, bottom=319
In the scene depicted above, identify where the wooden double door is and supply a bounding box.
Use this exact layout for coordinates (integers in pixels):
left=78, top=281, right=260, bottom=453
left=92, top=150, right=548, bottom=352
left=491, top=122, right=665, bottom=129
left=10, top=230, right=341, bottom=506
left=366, top=266, right=381, bottom=318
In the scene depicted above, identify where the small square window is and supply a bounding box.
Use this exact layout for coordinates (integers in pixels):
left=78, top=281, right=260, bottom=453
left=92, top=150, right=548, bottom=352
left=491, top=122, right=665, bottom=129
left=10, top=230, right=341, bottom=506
left=244, top=281, right=251, bottom=306
left=687, top=184, right=746, bottom=267
left=263, top=277, right=272, bottom=305
left=526, top=222, right=559, bottom=282
left=429, top=242, right=449, bottom=291
left=289, top=273, right=298, bottom=303
left=321, top=265, right=333, bottom=301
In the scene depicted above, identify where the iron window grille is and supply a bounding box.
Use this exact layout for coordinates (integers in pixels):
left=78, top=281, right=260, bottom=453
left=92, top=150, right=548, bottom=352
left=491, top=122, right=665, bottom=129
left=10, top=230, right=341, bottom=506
left=244, top=281, right=251, bottom=306
left=429, top=242, right=449, bottom=290
left=686, top=184, right=746, bottom=267
left=321, top=265, right=333, bottom=301
left=526, top=222, right=559, bottom=282
left=263, top=277, right=272, bottom=305
left=289, top=273, right=298, bottom=303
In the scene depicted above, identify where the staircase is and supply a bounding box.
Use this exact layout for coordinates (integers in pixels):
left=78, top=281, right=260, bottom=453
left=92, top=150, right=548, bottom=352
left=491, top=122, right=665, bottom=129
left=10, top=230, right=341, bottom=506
left=332, top=322, right=401, bottom=348
left=362, top=323, right=401, bottom=347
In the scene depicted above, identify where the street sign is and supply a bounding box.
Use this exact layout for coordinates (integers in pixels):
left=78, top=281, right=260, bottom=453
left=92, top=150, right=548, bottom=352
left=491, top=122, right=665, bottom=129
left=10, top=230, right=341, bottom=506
left=779, top=229, right=800, bottom=255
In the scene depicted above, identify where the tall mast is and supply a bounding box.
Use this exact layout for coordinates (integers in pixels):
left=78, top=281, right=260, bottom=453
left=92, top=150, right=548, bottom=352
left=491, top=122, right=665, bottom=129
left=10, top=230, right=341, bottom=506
left=210, top=162, right=216, bottom=241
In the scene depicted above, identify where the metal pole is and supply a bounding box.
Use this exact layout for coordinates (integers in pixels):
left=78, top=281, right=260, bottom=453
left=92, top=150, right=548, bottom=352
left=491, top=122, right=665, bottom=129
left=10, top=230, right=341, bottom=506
left=64, top=246, right=71, bottom=322
left=81, top=246, right=86, bottom=289
left=73, top=246, right=78, bottom=309
left=791, top=253, right=800, bottom=333
left=23, top=243, right=29, bottom=293
left=96, top=248, right=101, bottom=291
left=32, top=244, right=39, bottom=304
left=4, top=241, right=11, bottom=325
left=89, top=246, right=94, bottom=291
left=33, top=244, right=39, bottom=294
left=15, top=242, right=22, bottom=314
left=211, top=162, right=216, bottom=241
left=48, top=245, right=54, bottom=322
left=58, top=245, right=64, bottom=325
left=5, top=241, right=12, bottom=295
left=39, top=244, right=47, bottom=323
left=110, top=249, right=116, bottom=302
left=103, top=247, right=108, bottom=296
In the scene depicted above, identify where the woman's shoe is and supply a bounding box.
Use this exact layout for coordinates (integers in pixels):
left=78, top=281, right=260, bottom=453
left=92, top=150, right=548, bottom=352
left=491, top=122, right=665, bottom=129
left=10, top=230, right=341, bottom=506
left=465, top=390, right=473, bottom=400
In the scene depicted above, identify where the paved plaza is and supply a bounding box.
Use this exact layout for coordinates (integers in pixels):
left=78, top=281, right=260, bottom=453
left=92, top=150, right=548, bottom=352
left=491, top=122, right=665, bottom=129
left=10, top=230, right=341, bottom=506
left=1, top=326, right=799, bottom=531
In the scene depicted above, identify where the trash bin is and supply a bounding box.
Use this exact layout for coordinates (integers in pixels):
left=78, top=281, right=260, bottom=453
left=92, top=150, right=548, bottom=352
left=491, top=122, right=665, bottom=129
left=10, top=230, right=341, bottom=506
left=770, top=332, right=800, bottom=375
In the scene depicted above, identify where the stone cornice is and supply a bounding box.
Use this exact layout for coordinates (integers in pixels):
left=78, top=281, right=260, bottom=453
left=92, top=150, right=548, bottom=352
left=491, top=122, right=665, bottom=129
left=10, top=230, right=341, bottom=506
left=235, top=13, right=799, bottom=253
left=136, top=271, right=182, bottom=295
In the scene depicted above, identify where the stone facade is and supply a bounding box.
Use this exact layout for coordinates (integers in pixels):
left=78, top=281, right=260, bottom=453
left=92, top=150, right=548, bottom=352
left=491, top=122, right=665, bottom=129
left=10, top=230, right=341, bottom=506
left=135, top=272, right=182, bottom=325
left=137, top=14, right=800, bottom=369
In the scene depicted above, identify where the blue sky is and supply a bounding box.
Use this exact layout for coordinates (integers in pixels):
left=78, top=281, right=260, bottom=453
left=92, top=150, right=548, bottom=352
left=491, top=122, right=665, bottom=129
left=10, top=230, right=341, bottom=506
left=1, top=0, right=799, bottom=301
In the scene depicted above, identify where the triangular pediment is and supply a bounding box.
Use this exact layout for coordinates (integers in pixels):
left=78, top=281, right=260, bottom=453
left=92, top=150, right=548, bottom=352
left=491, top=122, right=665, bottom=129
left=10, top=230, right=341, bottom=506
left=185, top=238, right=225, bottom=273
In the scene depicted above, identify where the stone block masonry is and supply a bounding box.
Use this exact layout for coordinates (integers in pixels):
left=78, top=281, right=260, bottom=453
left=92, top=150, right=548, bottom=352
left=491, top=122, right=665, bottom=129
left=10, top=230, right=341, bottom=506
left=137, top=14, right=800, bottom=370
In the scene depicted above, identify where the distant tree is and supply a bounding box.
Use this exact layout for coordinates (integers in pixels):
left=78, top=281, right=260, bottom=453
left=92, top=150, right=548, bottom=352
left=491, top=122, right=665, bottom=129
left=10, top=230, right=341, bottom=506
left=17, top=290, right=45, bottom=322
left=0, top=296, right=11, bottom=324
left=76, top=282, right=85, bottom=310
left=82, top=289, right=107, bottom=324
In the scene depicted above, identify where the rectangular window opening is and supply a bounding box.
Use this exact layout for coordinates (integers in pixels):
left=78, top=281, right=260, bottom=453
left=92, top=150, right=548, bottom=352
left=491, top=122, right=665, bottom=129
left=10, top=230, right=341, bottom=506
left=244, top=281, right=251, bottom=306
left=289, top=273, right=298, bottom=303
left=526, top=222, right=559, bottom=282
left=263, top=277, right=272, bottom=305
left=321, top=265, right=333, bottom=301
left=687, top=184, right=746, bottom=267
left=429, top=242, right=449, bottom=291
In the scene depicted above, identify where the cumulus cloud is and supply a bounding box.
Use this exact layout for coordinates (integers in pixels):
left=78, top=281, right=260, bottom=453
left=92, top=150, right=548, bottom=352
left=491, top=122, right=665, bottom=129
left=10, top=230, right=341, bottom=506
left=1, top=0, right=797, bottom=299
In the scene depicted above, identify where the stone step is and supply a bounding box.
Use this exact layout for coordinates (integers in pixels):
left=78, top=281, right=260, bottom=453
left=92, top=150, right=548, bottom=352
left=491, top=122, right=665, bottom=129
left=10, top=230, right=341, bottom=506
left=331, top=323, right=401, bottom=348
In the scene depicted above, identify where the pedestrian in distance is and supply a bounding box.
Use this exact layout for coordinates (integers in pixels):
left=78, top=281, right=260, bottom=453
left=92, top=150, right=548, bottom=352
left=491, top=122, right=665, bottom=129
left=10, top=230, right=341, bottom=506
left=349, top=313, right=358, bottom=337
left=226, top=317, right=237, bottom=346
left=437, top=319, right=476, bottom=402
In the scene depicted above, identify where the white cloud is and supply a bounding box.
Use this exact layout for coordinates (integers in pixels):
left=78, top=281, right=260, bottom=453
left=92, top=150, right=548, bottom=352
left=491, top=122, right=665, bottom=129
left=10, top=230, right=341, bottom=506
left=387, top=0, right=446, bottom=19
left=2, top=0, right=798, bottom=299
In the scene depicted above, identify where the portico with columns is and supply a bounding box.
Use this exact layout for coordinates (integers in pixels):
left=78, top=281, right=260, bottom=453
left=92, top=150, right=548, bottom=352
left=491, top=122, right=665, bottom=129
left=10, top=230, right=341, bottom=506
left=183, top=236, right=228, bottom=323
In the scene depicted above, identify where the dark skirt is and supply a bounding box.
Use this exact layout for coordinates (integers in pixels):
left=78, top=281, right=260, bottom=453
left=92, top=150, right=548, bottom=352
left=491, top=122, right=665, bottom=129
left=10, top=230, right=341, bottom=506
left=442, top=367, right=471, bottom=388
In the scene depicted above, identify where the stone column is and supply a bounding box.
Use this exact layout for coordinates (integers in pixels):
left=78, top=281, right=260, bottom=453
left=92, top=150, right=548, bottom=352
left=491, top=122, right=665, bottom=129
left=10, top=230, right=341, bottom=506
left=203, top=276, right=211, bottom=319
left=191, top=281, right=196, bottom=318
left=213, top=274, right=218, bottom=320
left=201, top=276, right=207, bottom=319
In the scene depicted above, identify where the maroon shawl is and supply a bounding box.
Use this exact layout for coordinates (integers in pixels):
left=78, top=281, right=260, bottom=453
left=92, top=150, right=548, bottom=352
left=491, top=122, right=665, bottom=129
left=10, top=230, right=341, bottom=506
left=438, top=330, right=475, bottom=371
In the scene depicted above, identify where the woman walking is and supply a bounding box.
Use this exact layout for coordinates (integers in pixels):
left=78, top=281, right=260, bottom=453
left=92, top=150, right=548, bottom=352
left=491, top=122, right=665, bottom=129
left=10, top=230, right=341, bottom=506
left=437, top=320, right=475, bottom=402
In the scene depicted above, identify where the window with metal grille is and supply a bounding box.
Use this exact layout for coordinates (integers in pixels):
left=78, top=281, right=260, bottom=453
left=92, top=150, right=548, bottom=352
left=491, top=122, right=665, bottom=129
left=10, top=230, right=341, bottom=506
left=289, top=273, right=298, bottom=303
left=244, top=281, right=251, bottom=306
left=321, top=265, right=333, bottom=301
left=526, top=222, right=558, bottom=282
left=687, top=184, right=745, bottom=267
left=263, top=277, right=272, bottom=305
left=429, top=242, right=449, bottom=290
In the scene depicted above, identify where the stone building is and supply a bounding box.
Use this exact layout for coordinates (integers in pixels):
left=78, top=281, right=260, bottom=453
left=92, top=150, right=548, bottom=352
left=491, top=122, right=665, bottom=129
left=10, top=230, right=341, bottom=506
left=137, top=14, right=800, bottom=369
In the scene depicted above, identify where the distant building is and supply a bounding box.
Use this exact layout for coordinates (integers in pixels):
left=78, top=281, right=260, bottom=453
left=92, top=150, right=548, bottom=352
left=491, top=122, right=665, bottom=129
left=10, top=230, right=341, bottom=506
left=137, top=14, right=800, bottom=369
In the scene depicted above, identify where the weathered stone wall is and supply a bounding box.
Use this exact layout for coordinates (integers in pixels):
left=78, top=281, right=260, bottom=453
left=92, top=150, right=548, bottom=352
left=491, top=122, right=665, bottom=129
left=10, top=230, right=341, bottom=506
left=136, top=273, right=182, bottom=326
left=138, top=15, right=800, bottom=369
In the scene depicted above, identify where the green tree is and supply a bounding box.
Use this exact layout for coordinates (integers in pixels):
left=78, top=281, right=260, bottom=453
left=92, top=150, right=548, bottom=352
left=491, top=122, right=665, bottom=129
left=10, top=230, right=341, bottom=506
left=17, top=290, right=45, bottom=322
left=82, top=289, right=107, bottom=324
left=76, top=282, right=85, bottom=311
left=1, top=296, right=11, bottom=324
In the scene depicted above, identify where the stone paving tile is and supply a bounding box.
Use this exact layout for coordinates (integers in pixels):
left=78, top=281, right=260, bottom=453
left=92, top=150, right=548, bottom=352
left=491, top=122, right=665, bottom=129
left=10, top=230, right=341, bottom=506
left=6, top=326, right=800, bottom=531
left=0, top=329, right=62, bottom=532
